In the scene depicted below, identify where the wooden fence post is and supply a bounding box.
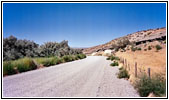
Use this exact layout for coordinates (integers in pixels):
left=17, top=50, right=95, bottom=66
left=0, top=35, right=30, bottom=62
left=123, top=58, right=124, bottom=64
left=148, top=68, right=151, bottom=78
left=123, top=58, right=125, bottom=67
left=135, top=62, right=137, bottom=77
left=125, top=59, right=127, bottom=68
left=124, top=58, right=125, bottom=65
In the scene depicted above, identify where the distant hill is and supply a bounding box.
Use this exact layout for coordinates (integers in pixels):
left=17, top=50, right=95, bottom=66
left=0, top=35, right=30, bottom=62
left=83, top=27, right=166, bottom=54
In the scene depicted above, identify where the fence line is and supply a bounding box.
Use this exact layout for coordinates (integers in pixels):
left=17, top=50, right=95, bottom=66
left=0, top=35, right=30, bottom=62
left=135, top=62, right=137, bottom=77
left=121, top=57, right=151, bottom=78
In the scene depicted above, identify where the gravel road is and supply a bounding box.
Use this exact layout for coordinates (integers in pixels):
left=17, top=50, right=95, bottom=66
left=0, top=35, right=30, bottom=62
left=3, top=56, right=139, bottom=97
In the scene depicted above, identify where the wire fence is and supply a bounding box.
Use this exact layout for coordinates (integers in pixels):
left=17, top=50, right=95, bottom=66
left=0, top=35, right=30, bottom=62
left=119, top=57, right=152, bottom=78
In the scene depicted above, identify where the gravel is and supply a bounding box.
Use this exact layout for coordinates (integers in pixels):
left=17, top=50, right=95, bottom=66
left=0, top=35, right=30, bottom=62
left=96, top=60, right=139, bottom=97
left=3, top=56, right=139, bottom=97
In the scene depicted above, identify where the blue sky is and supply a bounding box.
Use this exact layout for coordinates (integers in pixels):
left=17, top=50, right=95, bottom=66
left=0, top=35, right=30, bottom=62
left=3, top=3, right=166, bottom=47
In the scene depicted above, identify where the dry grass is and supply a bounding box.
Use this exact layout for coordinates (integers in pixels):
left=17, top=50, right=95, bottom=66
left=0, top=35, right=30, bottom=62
left=116, top=42, right=166, bottom=83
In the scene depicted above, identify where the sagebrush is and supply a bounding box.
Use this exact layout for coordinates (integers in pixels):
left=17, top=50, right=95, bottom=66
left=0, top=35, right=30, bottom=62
left=134, top=74, right=166, bottom=97
left=3, top=54, right=86, bottom=76
left=3, top=35, right=83, bottom=61
left=118, top=67, right=130, bottom=79
left=110, top=61, right=119, bottom=66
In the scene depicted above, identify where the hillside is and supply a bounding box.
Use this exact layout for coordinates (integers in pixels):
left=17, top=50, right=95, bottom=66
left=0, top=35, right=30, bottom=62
left=83, top=27, right=166, bottom=54
left=83, top=27, right=166, bottom=84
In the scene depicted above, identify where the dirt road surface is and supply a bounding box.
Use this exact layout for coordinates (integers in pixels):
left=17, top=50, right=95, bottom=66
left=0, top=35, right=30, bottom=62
left=3, top=56, right=139, bottom=97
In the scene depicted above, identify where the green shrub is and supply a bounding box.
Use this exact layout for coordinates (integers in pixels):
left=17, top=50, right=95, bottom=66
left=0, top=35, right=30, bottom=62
left=13, top=58, right=37, bottom=73
left=3, top=35, right=84, bottom=61
left=71, top=55, right=76, bottom=61
left=106, top=57, right=110, bottom=60
left=62, top=55, right=71, bottom=62
left=118, top=68, right=130, bottom=79
left=34, top=57, right=46, bottom=65
left=110, top=61, right=119, bottom=66
left=3, top=61, right=17, bottom=76
left=17, top=64, right=30, bottom=72
left=74, top=55, right=80, bottom=60
left=148, top=46, right=152, bottom=50
left=37, top=57, right=65, bottom=66
left=3, top=35, right=39, bottom=61
left=114, top=56, right=120, bottom=60
left=112, top=37, right=131, bottom=51
left=41, top=58, right=54, bottom=67
left=155, top=45, right=162, bottom=50
left=34, top=57, right=51, bottom=67
left=137, top=48, right=141, bottom=50
left=76, top=54, right=86, bottom=59
left=75, top=54, right=81, bottom=59
left=131, top=46, right=137, bottom=52
left=119, top=67, right=123, bottom=70
left=3, top=54, right=86, bottom=76
left=108, top=56, right=120, bottom=61
left=50, top=57, right=58, bottom=65
left=59, top=57, right=65, bottom=63
left=135, top=74, right=166, bottom=97
left=81, top=54, right=87, bottom=58
left=50, top=57, right=63, bottom=65
left=68, top=55, right=75, bottom=61
left=61, top=54, right=86, bottom=62
left=110, top=56, right=115, bottom=61
left=36, top=54, right=86, bottom=67
left=115, top=48, right=119, bottom=51
left=57, top=57, right=64, bottom=64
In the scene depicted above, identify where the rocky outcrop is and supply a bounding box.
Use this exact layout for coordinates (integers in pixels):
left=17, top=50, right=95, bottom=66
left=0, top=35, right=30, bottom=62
left=83, top=27, right=166, bottom=54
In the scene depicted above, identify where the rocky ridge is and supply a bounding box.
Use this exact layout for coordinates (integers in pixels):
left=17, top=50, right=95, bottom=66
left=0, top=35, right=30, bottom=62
left=83, top=27, right=166, bottom=54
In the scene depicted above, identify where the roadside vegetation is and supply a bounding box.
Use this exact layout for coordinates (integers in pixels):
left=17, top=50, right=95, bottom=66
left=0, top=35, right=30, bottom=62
left=131, top=46, right=142, bottom=52
left=111, top=37, right=131, bottom=51
left=131, top=46, right=137, bottom=52
left=155, top=45, right=162, bottom=51
left=117, top=67, right=130, bottom=79
left=137, top=47, right=141, bottom=51
left=3, top=35, right=83, bottom=61
left=148, top=46, right=152, bottom=50
left=3, top=54, right=86, bottom=76
left=117, top=59, right=166, bottom=97
left=134, top=74, right=166, bottom=97
left=107, top=55, right=119, bottom=67
left=99, top=28, right=165, bottom=97
left=14, top=57, right=37, bottom=73
left=3, top=35, right=86, bottom=76
left=107, top=55, right=120, bottom=61
left=3, top=61, right=17, bottom=75
left=110, top=61, right=119, bottom=66
left=117, top=57, right=165, bottom=97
